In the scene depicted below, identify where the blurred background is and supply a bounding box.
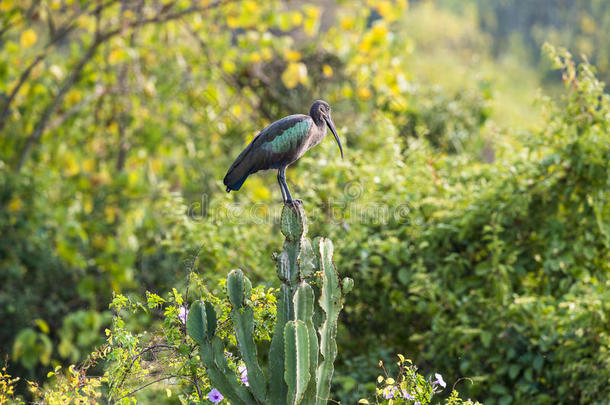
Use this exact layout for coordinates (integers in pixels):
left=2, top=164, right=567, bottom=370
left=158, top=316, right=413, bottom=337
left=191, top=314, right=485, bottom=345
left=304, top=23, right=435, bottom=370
left=1, top=0, right=608, bottom=403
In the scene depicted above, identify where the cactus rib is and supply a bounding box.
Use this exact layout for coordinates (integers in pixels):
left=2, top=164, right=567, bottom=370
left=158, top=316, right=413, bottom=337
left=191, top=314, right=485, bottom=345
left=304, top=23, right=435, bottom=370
left=284, top=320, right=311, bottom=405
left=315, top=238, right=342, bottom=405
left=294, top=282, right=319, bottom=405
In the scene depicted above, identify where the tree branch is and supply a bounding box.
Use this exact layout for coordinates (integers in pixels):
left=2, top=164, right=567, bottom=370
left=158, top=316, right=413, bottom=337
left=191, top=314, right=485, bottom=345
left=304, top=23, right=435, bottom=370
left=46, top=84, right=108, bottom=133
left=0, top=0, right=120, bottom=134
left=16, top=39, right=102, bottom=171
left=0, top=30, right=72, bottom=133
left=14, top=0, right=233, bottom=172
left=113, top=374, right=190, bottom=404
left=116, top=343, right=179, bottom=391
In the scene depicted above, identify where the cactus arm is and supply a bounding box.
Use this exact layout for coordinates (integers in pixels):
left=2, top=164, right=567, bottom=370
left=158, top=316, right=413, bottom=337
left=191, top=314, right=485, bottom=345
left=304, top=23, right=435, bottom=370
left=227, top=270, right=268, bottom=403
left=198, top=339, right=252, bottom=405
left=284, top=320, right=311, bottom=405
left=227, top=269, right=245, bottom=309
left=341, top=277, right=354, bottom=295
left=186, top=300, right=208, bottom=345
left=294, top=283, right=319, bottom=405
left=315, top=238, right=342, bottom=405
left=269, top=284, right=291, bottom=405
left=187, top=300, right=257, bottom=405
left=232, top=306, right=266, bottom=402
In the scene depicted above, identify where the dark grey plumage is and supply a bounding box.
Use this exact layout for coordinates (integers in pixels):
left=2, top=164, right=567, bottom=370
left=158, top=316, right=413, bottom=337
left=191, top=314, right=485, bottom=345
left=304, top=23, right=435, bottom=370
left=223, top=100, right=343, bottom=203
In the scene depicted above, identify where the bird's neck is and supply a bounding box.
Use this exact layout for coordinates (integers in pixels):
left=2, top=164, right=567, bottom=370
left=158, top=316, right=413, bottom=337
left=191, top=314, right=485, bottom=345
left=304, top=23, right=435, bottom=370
left=310, top=112, right=325, bottom=127
left=308, top=113, right=327, bottom=148
left=309, top=120, right=327, bottom=147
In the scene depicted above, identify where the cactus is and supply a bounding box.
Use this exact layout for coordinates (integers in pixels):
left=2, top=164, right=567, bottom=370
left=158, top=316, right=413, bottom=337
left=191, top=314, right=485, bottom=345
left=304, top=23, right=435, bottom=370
left=187, top=201, right=352, bottom=405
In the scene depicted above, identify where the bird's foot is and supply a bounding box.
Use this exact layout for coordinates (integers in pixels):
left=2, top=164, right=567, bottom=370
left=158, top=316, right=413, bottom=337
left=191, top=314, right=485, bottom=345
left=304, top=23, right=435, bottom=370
left=284, top=199, right=302, bottom=209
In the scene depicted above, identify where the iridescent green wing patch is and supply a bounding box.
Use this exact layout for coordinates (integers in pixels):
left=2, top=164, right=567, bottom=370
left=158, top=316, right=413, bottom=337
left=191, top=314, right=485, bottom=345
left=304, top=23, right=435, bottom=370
left=262, top=119, right=312, bottom=154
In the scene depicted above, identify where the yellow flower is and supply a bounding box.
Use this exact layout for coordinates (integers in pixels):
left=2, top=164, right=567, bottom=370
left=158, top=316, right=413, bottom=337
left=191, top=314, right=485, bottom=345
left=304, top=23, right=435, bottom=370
left=372, top=23, right=388, bottom=39
left=291, top=11, right=303, bottom=26
left=282, top=62, right=308, bottom=89
left=227, top=15, right=239, bottom=28
left=377, top=1, right=395, bottom=21
left=250, top=52, right=262, bottom=63
left=65, top=89, right=82, bottom=107
left=0, top=0, right=14, bottom=12
left=108, top=48, right=125, bottom=65
left=340, top=16, right=355, bottom=30
left=222, top=60, right=236, bottom=73
left=357, top=86, right=372, bottom=99
left=243, top=0, right=257, bottom=13
left=261, top=47, right=273, bottom=61
left=20, top=29, right=37, bottom=48
left=303, top=5, right=320, bottom=19
left=284, top=49, right=302, bottom=62
left=7, top=197, right=22, bottom=212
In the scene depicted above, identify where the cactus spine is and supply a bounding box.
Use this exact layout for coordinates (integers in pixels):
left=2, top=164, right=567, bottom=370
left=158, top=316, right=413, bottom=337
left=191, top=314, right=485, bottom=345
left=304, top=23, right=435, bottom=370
left=187, top=202, right=352, bottom=405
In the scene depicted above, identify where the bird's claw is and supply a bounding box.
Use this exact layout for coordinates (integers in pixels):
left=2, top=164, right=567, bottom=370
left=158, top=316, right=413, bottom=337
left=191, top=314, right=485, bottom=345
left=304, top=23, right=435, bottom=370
left=284, top=199, right=302, bottom=209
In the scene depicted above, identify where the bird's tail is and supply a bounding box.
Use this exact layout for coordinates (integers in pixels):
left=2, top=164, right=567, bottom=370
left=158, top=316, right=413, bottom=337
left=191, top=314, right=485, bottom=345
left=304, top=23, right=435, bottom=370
left=223, top=160, right=252, bottom=192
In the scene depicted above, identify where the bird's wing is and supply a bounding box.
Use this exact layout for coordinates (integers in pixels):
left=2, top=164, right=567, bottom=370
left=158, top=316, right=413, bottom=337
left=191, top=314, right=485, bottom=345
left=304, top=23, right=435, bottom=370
left=223, top=115, right=312, bottom=190
left=254, top=115, right=313, bottom=168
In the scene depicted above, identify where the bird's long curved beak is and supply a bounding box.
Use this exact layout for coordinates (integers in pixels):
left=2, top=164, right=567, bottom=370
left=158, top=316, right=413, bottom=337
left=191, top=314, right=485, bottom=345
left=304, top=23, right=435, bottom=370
left=324, top=115, right=343, bottom=159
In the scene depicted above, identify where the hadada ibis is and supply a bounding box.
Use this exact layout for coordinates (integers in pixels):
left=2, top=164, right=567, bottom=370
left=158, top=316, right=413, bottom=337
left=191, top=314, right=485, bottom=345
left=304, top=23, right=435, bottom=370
left=223, top=100, right=343, bottom=203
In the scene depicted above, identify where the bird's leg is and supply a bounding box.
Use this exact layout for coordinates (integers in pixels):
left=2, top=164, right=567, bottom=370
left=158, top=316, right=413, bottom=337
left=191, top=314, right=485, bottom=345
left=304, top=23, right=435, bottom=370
left=277, top=169, right=287, bottom=203
left=280, top=167, right=300, bottom=207
left=280, top=166, right=293, bottom=203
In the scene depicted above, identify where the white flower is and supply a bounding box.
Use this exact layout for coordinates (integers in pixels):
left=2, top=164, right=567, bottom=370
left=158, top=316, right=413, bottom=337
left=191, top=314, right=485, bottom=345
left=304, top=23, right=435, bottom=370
left=238, top=365, right=249, bottom=386
left=434, top=373, right=446, bottom=388
left=178, top=307, right=188, bottom=324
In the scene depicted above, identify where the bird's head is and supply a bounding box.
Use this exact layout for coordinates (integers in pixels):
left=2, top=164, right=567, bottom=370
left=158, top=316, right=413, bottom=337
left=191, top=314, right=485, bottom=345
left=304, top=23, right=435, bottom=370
left=310, top=100, right=343, bottom=159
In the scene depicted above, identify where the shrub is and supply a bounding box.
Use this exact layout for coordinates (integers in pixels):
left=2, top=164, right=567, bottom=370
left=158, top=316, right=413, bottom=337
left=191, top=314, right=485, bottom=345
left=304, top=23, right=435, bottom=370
left=328, top=45, right=609, bottom=404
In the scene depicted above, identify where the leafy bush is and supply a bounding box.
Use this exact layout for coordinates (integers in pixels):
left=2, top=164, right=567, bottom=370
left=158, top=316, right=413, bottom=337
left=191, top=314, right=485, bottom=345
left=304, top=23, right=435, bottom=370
left=358, top=355, right=480, bottom=405
left=325, top=46, right=609, bottom=404
left=104, top=274, right=277, bottom=404
left=0, top=365, right=25, bottom=405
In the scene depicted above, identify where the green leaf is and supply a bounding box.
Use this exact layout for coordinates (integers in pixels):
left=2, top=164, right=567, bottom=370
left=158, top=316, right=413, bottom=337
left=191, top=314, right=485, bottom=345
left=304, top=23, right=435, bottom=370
left=508, top=364, right=520, bottom=380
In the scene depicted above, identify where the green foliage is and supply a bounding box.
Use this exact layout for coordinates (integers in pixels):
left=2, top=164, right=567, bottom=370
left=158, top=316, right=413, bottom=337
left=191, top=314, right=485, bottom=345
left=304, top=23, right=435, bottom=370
left=1, top=365, right=26, bottom=405
left=104, top=273, right=277, bottom=404
left=11, top=328, right=52, bottom=371
left=358, top=355, right=480, bottom=405
left=33, top=352, right=108, bottom=405
left=328, top=46, right=609, bottom=404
